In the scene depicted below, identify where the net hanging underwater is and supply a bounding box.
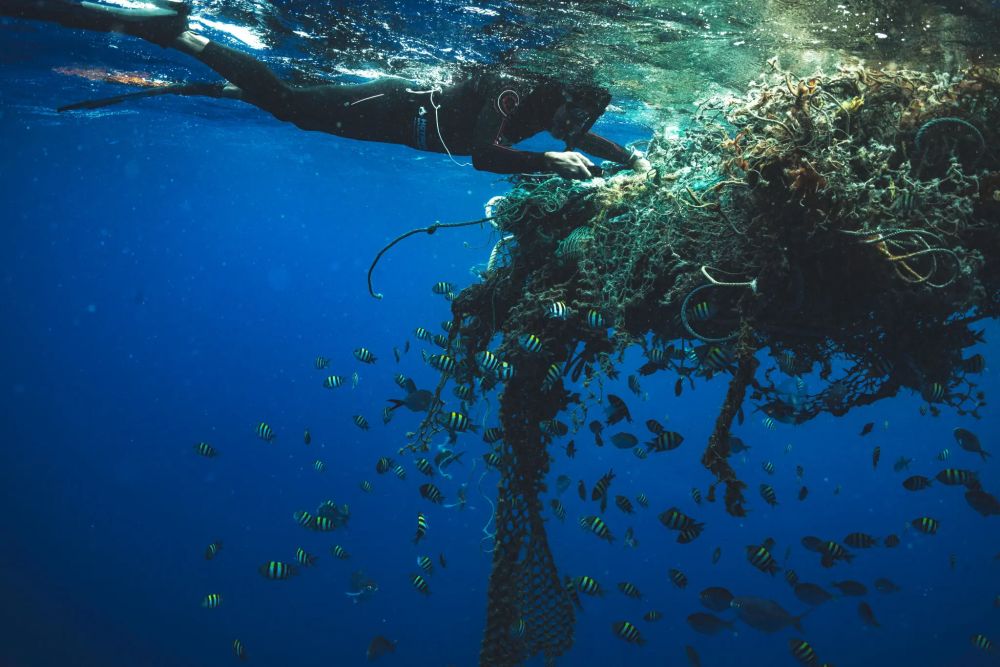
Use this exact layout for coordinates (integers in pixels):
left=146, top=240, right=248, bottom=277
left=369, top=60, right=1000, bottom=665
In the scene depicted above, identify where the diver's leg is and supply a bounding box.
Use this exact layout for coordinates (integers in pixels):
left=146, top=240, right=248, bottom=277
left=172, top=32, right=296, bottom=111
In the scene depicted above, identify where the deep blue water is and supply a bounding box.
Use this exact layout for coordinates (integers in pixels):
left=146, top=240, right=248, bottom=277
left=1, top=12, right=999, bottom=667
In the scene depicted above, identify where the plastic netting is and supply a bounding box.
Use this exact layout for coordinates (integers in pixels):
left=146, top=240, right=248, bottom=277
left=400, top=62, right=999, bottom=665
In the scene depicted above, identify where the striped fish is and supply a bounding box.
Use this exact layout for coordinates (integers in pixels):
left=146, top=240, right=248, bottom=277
left=431, top=281, right=454, bottom=295
left=258, top=561, right=297, bottom=580
left=295, top=547, right=317, bottom=566
left=314, top=356, right=329, bottom=369
left=353, top=347, right=377, bottom=364
left=541, top=363, right=563, bottom=391
left=586, top=309, right=606, bottom=328
left=255, top=422, right=275, bottom=442
left=518, top=334, right=543, bottom=353
left=330, top=545, right=350, bottom=559
left=201, top=593, right=222, bottom=609
left=352, top=414, right=370, bottom=431
left=194, top=441, right=218, bottom=458
left=573, top=575, right=603, bottom=596
left=579, top=515, right=614, bottom=542
left=360, top=480, right=374, bottom=493
left=204, top=541, right=222, bottom=560
left=411, top=573, right=431, bottom=595
left=547, top=301, right=570, bottom=319
left=612, top=620, right=645, bottom=645
left=232, top=639, right=247, bottom=661
left=323, top=375, right=345, bottom=388
left=413, top=513, right=428, bottom=544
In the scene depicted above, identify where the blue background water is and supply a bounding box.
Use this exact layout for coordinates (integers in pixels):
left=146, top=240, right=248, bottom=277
left=1, top=19, right=999, bottom=667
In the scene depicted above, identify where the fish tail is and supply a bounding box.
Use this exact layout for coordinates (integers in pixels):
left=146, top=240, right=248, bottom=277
left=981, top=450, right=992, bottom=461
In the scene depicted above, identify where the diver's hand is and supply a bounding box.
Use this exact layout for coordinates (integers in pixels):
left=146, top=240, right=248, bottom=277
left=544, top=151, right=599, bottom=179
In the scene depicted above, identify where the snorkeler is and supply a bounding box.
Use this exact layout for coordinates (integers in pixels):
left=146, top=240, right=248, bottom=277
left=1, top=0, right=652, bottom=179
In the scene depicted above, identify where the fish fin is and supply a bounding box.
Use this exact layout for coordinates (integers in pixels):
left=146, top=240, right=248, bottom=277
left=387, top=399, right=404, bottom=411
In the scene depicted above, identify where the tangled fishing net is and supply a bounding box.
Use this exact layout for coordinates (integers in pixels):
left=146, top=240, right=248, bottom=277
left=388, top=61, right=1000, bottom=666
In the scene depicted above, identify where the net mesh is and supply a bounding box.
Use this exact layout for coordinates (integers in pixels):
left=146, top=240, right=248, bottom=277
left=402, top=62, right=999, bottom=665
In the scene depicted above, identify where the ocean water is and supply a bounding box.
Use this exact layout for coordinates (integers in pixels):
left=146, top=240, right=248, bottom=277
left=1, top=2, right=999, bottom=666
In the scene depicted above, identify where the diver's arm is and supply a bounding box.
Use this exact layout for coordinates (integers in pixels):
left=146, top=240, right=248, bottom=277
left=470, top=102, right=551, bottom=174
left=576, top=132, right=651, bottom=172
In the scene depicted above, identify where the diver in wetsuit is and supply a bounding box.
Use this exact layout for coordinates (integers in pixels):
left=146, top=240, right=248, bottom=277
left=0, top=0, right=653, bottom=179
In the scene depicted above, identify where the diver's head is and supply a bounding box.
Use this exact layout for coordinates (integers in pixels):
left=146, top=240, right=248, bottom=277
left=549, top=84, right=612, bottom=147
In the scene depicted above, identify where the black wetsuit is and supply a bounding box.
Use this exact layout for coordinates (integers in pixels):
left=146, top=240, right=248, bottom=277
left=194, top=42, right=633, bottom=174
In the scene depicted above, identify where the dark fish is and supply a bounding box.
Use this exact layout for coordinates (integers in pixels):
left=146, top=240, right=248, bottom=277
left=798, top=486, right=809, bottom=501
left=892, top=456, right=913, bottom=472
left=352, top=415, right=370, bottom=431
left=785, top=569, right=799, bottom=587
left=564, top=440, right=576, bottom=458
left=366, top=635, right=397, bottom=661
left=624, top=526, right=638, bottom=549
left=556, top=475, right=571, bottom=495
left=232, top=639, right=248, bottom=661
left=954, top=427, right=990, bottom=460
left=872, top=446, right=880, bottom=470
left=730, top=596, right=806, bottom=633
left=902, top=475, right=933, bottom=491
left=728, top=436, right=750, bottom=453
left=674, top=378, right=684, bottom=396
left=801, top=536, right=825, bottom=553
left=690, top=487, right=702, bottom=505
left=643, top=610, right=663, bottom=622
left=874, top=578, right=901, bottom=593
left=589, top=420, right=604, bottom=447
left=965, top=487, right=1000, bottom=516
left=392, top=347, right=400, bottom=363
left=636, top=493, right=649, bottom=508
left=685, top=645, right=701, bottom=667
left=712, top=546, right=721, bottom=564
left=699, top=586, right=734, bottom=611
left=611, top=620, right=645, bottom=645
left=884, top=534, right=900, bottom=548
left=831, top=580, right=867, bottom=596
left=611, top=432, right=639, bottom=449
left=686, top=612, right=734, bottom=635
left=858, top=601, right=880, bottom=627
left=387, top=389, right=436, bottom=413
left=860, top=422, right=874, bottom=436
left=760, top=484, right=778, bottom=506
left=668, top=568, right=688, bottom=588
left=439, top=553, right=447, bottom=568
left=303, top=430, right=311, bottom=445
left=549, top=498, right=567, bottom=521
left=578, top=480, right=586, bottom=500
left=794, top=582, right=834, bottom=606
left=605, top=394, right=632, bottom=425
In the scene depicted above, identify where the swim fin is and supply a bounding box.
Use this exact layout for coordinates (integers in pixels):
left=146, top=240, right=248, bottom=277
left=58, top=81, right=226, bottom=112
left=0, top=0, right=189, bottom=46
